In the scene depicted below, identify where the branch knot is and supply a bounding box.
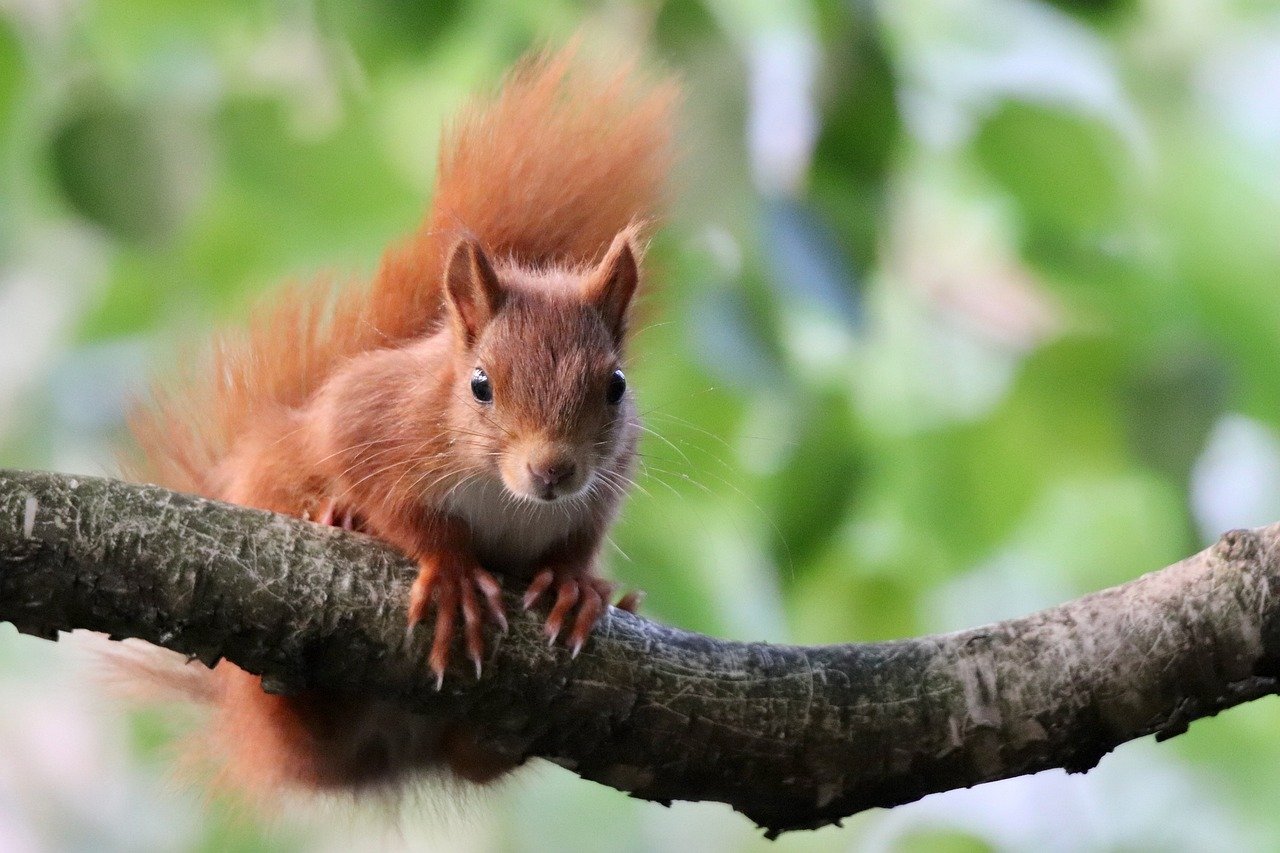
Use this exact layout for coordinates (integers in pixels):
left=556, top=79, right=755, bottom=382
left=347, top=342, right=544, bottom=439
left=1216, top=528, right=1261, bottom=567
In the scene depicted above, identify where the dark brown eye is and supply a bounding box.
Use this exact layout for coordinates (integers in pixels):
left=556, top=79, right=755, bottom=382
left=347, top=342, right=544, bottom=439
left=471, top=367, right=493, bottom=403
left=606, top=369, right=626, bottom=405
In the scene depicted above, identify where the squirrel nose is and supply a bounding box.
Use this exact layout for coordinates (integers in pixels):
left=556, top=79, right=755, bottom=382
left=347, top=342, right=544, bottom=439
left=528, top=460, right=576, bottom=493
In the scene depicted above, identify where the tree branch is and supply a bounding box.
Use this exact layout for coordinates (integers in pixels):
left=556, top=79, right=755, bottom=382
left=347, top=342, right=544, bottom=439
left=1, top=469, right=1278, bottom=836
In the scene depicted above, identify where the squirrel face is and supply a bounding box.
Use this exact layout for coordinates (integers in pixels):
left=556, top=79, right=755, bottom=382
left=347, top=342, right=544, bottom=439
left=443, top=233, right=640, bottom=504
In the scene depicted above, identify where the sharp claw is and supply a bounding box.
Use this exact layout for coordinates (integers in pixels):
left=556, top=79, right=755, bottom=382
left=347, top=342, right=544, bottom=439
left=523, top=570, right=554, bottom=611
left=474, top=570, right=508, bottom=630
left=407, top=580, right=431, bottom=627
left=546, top=580, right=580, bottom=643
left=570, top=639, right=583, bottom=658
left=474, top=658, right=483, bottom=679
left=433, top=668, right=444, bottom=691
left=567, top=586, right=603, bottom=656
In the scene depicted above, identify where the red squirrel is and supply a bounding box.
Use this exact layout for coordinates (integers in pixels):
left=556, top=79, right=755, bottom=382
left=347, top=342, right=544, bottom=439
left=124, top=47, right=677, bottom=796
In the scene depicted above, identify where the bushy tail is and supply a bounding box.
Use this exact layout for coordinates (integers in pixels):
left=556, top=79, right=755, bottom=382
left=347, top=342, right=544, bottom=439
left=375, top=45, right=679, bottom=336
left=126, top=45, right=678, bottom=497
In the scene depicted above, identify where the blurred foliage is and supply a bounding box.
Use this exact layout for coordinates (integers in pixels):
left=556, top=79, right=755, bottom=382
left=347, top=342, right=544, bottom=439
left=3, top=0, right=1280, bottom=850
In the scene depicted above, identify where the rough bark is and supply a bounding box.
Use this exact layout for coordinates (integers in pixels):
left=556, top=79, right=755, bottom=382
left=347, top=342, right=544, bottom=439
left=1, top=469, right=1278, bottom=837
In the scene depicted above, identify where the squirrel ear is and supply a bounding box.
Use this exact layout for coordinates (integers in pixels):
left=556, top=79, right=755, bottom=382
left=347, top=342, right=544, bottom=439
left=584, top=231, right=640, bottom=340
left=444, top=239, right=504, bottom=344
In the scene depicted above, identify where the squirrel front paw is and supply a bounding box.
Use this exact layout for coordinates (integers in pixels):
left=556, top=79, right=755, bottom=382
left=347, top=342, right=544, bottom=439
left=521, top=571, right=643, bottom=658
left=408, top=556, right=507, bottom=688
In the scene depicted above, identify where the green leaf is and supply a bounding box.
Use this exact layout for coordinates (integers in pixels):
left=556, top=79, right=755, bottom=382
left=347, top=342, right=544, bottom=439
left=973, top=100, right=1125, bottom=235
left=315, top=0, right=464, bottom=68
left=1041, top=0, right=1136, bottom=25
left=768, top=390, right=868, bottom=573
left=0, top=20, right=22, bottom=138
left=811, top=21, right=900, bottom=273
left=1158, top=136, right=1280, bottom=422
left=48, top=99, right=181, bottom=245
left=888, top=335, right=1130, bottom=566
left=1120, top=346, right=1229, bottom=488
left=192, top=95, right=420, bottom=301
left=790, top=562, right=925, bottom=643
left=77, top=253, right=170, bottom=341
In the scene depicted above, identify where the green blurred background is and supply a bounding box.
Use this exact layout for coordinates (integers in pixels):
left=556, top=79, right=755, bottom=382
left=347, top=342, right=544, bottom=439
left=3, top=0, right=1280, bottom=850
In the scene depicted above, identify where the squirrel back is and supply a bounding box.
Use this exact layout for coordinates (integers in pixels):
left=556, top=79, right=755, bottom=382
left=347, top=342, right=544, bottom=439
left=127, top=46, right=677, bottom=498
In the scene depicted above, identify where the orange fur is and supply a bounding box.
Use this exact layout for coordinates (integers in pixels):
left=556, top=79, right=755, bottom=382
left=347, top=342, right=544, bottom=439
left=124, top=45, right=676, bottom=802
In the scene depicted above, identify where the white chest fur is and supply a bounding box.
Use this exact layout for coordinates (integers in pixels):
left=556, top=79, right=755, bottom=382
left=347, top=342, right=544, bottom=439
left=444, top=475, right=585, bottom=571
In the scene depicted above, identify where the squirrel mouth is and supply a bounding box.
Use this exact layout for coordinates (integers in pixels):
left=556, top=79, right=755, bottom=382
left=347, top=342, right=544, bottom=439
left=530, top=475, right=590, bottom=503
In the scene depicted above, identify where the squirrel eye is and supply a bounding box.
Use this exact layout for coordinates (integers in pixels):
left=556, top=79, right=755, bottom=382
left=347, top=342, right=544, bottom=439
left=470, top=367, right=493, bottom=403
left=606, top=369, right=626, bottom=405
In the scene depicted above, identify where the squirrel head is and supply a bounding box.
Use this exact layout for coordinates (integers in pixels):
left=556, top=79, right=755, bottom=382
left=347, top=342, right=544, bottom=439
left=441, top=230, right=641, bottom=504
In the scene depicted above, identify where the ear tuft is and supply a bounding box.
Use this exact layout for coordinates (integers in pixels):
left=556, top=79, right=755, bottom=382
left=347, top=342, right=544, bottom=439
left=584, top=229, right=641, bottom=340
left=444, top=239, right=504, bottom=344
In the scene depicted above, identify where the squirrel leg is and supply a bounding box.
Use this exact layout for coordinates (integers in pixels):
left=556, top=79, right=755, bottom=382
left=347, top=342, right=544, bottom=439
left=408, top=553, right=507, bottom=687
